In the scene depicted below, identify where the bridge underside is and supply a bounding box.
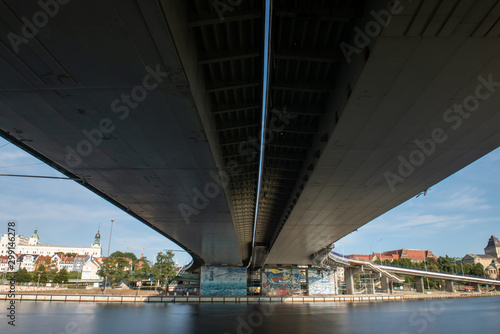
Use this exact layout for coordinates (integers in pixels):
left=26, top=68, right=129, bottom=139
left=1, top=0, right=500, bottom=267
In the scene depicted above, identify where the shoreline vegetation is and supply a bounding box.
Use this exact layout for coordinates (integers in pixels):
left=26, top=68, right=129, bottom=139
left=1, top=287, right=499, bottom=303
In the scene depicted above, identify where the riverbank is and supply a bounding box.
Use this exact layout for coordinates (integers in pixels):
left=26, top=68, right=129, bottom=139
left=2, top=291, right=499, bottom=303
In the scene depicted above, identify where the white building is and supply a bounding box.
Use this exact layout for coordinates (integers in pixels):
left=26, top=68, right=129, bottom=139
left=0, top=256, right=9, bottom=273
left=81, top=258, right=101, bottom=280
left=16, top=254, right=39, bottom=272
left=0, top=228, right=102, bottom=258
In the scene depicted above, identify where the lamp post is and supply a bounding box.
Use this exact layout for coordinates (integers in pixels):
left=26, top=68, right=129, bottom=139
left=377, top=239, right=383, bottom=264
left=104, top=219, right=115, bottom=294
left=36, top=272, right=41, bottom=294
left=423, top=260, right=430, bottom=290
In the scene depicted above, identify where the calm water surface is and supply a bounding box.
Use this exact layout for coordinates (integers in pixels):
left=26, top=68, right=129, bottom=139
left=1, top=296, right=499, bottom=333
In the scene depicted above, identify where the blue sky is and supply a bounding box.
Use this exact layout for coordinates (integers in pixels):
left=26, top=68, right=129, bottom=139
left=0, top=136, right=499, bottom=265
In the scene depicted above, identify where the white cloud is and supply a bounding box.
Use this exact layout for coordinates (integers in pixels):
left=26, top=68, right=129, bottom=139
left=432, top=187, right=492, bottom=211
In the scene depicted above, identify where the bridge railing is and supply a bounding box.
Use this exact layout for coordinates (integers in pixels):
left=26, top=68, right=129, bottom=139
left=378, top=263, right=500, bottom=281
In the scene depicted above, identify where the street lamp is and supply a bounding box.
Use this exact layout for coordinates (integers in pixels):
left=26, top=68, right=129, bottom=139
left=36, top=272, right=41, bottom=294
left=377, top=239, right=383, bottom=264
left=423, top=260, right=430, bottom=290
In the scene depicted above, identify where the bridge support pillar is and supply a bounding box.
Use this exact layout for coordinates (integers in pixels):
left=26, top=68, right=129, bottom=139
left=472, top=283, right=481, bottom=292
left=444, top=280, right=455, bottom=293
left=366, top=277, right=375, bottom=295
left=380, top=277, right=393, bottom=294
left=345, top=267, right=362, bottom=295
left=415, top=276, right=425, bottom=293
left=345, top=268, right=355, bottom=295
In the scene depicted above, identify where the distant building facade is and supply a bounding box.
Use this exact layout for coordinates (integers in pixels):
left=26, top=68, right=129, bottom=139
left=0, top=228, right=103, bottom=273
left=81, top=258, right=101, bottom=280
left=462, top=235, right=500, bottom=279
left=347, top=247, right=438, bottom=263
left=0, top=228, right=102, bottom=258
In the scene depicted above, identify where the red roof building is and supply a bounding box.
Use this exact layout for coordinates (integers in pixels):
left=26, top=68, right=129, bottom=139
left=347, top=247, right=438, bottom=263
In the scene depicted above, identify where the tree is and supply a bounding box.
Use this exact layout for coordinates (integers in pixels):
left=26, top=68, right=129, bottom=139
left=151, top=251, right=176, bottom=290
left=98, top=256, right=130, bottom=285
left=65, top=253, right=77, bottom=257
left=471, top=263, right=484, bottom=277
left=438, top=256, right=456, bottom=273
left=122, top=252, right=138, bottom=261
left=15, top=268, right=32, bottom=283
left=31, top=264, right=49, bottom=283
left=54, top=268, right=69, bottom=283
left=134, top=257, right=152, bottom=279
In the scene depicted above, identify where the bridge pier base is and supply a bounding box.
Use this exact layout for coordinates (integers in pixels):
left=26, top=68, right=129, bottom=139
left=345, top=267, right=362, bottom=295
left=472, top=283, right=481, bottom=292
left=366, top=278, right=375, bottom=294
left=381, top=277, right=393, bottom=294
left=445, top=280, right=455, bottom=293
left=415, top=276, right=425, bottom=293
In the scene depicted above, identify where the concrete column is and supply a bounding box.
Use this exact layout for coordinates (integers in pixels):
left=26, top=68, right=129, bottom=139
left=444, top=280, right=455, bottom=293
left=366, top=277, right=375, bottom=294
left=381, top=277, right=393, bottom=294
left=472, top=283, right=481, bottom=292
left=485, top=285, right=489, bottom=292
left=415, top=276, right=425, bottom=293
left=345, top=268, right=355, bottom=295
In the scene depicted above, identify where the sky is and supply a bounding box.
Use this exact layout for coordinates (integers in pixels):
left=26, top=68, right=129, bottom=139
left=0, top=136, right=499, bottom=265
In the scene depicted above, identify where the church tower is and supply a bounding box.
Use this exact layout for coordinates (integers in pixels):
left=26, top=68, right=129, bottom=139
left=28, top=227, right=41, bottom=246
left=484, top=235, right=500, bottom=258
left=92, top=229, right=101, bottom=248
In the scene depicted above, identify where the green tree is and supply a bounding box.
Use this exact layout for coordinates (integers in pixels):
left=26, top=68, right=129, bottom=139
left=98, top=257, right=131, bottom=285
left=151, top=251, right=176, bottom=290
left=135, top=257, right=152, bottom=278
left=54, top=268, right=69, bottom=283
left=15, top=268, right=32, bottom=283
left=65, top=253, right=77, bottom=257
left=48, top=269, right=58, bottom=282
left=122, top=252, right=138, bottom=261
left=31, top=264, right=49, bottom=283
left=470, top=263, right=484, bottom=277
left=438, top=256, right=455, bottom=273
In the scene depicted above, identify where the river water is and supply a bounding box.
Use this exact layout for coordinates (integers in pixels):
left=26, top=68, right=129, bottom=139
left=1, top=296, right=499, bottom=333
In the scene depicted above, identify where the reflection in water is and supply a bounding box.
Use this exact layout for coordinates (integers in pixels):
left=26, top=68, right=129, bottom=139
left=0, top=297, right=499, bottom=333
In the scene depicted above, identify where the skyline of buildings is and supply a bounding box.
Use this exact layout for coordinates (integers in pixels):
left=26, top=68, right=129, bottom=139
left=2, top=225, right=498, bottom=279
left=0, top=227, right=102, bottom=258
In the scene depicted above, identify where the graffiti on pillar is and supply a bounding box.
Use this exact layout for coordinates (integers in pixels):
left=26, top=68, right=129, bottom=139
left=200, top=266, right=247, bottom=296
left=308, top=270, right=337, bottom=295
left=262, top=269, right=304, bottom=296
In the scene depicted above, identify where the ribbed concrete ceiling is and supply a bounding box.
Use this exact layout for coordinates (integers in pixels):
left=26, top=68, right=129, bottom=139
left=1, top=0, right=500, bottom=267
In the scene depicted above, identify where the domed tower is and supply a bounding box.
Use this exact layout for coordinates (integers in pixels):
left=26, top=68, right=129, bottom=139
left=484, top=235, right=500, bottom=258
left=28, top=227, right=41, bottom=246
left=92, top=229, right=101, bottom=247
